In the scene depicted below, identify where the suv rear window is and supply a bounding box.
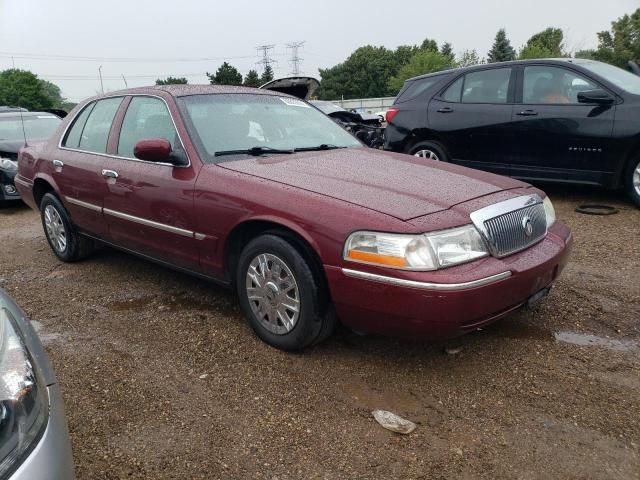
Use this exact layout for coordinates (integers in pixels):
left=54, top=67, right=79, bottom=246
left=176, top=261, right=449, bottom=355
left=441, top=68, right=511, bottom=103
left=395, top=78, right=438, bottom=103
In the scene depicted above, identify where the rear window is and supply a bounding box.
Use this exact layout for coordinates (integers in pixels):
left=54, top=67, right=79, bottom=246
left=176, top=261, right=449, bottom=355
left=395, top=78, right=438, bottom=103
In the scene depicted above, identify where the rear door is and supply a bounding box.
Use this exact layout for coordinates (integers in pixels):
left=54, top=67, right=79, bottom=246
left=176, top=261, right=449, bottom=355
left=101, top=94, right=201, bottom=271
left=510, top=64, right=616, bottom=182
left=427, top=66, right=516, bottom=176
left=53, top=97, right=124, bottom=237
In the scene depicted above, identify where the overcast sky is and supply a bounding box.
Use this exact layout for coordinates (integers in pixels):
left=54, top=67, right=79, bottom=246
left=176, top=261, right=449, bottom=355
left=0, top=0, right=637, bottom=102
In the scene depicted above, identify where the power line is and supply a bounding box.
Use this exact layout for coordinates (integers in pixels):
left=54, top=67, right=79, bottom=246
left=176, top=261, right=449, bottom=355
left=286, top=41, right=305, bottom=75
left=0, top=51, right=274, bottom=63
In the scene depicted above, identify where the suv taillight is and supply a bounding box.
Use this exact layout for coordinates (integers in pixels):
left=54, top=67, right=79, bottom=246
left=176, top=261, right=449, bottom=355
left=386, top=107, right=399, bottom=124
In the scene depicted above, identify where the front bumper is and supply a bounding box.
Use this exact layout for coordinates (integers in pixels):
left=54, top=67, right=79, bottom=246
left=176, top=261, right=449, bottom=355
left=9, top=384, right=75, bottom=480
left=0, top=170, right=20, bottom=202
left=325, top=222, right=573, bottom=339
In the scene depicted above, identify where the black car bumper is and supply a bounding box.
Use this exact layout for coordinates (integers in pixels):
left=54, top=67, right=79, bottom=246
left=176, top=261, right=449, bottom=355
left=0, top=169, right=20, bottom=201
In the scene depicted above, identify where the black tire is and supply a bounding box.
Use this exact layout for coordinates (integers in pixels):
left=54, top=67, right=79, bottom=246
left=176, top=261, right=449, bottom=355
left=406, top=140, right=448, bottom=162
left=236, top=234, right=331, bottom=351
left=624, top=157, right=640, bottom=208
left=40, top=193, right=94, bottom=262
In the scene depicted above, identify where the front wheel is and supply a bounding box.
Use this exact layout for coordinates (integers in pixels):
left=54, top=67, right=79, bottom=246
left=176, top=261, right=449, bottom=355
left=40, top=193, right=94, bottom=262
left=626, top=157, right=640, bottom=207
left=236, top=234, right=333, bottom=351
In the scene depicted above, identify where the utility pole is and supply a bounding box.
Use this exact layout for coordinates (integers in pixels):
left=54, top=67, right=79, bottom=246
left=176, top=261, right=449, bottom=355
left=98, top=65, right=104, bottom=94
left=286, top=41, right=305, bottom=75
left=121, top=74, right=128, bottom=88
left=256, top=44, right=277, bottom=71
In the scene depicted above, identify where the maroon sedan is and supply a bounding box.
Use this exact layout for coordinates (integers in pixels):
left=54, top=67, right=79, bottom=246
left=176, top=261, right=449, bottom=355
left=15, top=85, right=572, bottom=350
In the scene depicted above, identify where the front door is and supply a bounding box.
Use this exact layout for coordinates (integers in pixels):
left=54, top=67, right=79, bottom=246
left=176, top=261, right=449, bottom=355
left=427, top=66, right=516, bottom=176
left=510, top=65, right=616, bottom=183
left=101, top=95, right=201, bottom=271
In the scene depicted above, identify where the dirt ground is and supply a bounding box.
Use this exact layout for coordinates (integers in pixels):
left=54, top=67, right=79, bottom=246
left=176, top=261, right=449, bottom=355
left=0, top=185, right=638, bottom=480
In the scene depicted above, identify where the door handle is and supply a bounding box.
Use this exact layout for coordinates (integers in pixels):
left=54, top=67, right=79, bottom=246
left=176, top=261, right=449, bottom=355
left=52, top=159, right=64, bottom=168
left=517, top=109, right=538, bottom=116
left=101, top=169, right=118, bottom=179
left=437, top=107, right=454, bottom=113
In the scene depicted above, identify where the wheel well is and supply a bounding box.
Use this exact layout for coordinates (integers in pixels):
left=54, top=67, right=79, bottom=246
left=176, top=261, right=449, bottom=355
left=403, top=129, right=445, bottom=154
left=224, top=220, right=331, bottom=303
left=33, top=179, right=55, bottom=208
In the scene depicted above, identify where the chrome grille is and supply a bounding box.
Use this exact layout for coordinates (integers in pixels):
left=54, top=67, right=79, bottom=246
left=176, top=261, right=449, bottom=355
left=470, top=195, right=547, bottom=258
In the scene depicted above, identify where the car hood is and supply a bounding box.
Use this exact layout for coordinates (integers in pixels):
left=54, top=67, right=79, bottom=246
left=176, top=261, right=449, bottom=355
left=259, top=76, right=320, bottom=100
left=218, top=148, right=526, bottom=221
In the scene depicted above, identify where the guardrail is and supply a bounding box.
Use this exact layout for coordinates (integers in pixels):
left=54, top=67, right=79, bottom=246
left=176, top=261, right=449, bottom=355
left=329, top=97, right=396, bottom=112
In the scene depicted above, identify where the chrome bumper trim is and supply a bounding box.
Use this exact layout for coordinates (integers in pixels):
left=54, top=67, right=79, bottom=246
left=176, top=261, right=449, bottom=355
left=341, top=268, right=512, bottom=291
left=65, top=196, right=102, bottom=213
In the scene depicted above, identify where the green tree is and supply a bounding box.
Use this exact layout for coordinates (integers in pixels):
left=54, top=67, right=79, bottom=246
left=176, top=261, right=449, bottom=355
left=0, top=69, right=53, bottom=110
left=521, top=27, right=565, bottom=58
left=388, top=50, right=454, bottom=94
left=39, top=80, right=65, bottom=108
left=487, top=29, right=516, bottom=63
left=420, top=38, right=439, bottom=52
left=243, top=69, right=261, bottom=87
left=457, top=49, right=483, bottom=67
left=574, top=49, right=597, bottom=60
left=591, top=8, right=640, bottom=68
left=440, top=42, right=455, bottom=63
left=260, top=65, right=274, bottom=84
left=155, top=76, right=188, bottom=85
left=207, top=62, right=243, bottom=85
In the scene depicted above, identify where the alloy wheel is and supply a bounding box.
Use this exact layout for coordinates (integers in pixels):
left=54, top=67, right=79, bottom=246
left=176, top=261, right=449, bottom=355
left=414, top=149, right=440, bottom=161
left=245, top=253, right=300, bottom=335
left=634, top=162, right=640, bottom=197
left=44, top=205, right=67, bottom=253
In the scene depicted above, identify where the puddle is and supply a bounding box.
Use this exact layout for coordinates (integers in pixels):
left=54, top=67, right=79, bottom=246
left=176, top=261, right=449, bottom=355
left=30, top=319, right=63, bottom=345
left=554, top=331, right=639, bottom=353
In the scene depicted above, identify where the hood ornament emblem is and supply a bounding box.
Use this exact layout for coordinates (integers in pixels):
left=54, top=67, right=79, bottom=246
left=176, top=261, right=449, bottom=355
left=522, top=216, right=533, bottom=237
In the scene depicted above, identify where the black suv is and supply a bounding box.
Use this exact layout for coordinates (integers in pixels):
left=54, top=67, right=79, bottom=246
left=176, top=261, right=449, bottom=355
left=384, top=59, right=640, bottom=206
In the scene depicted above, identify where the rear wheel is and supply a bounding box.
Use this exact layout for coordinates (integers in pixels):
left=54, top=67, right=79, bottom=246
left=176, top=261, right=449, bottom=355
left=236, top=234, right=333, bottom=351
left=626, top=157, right=640, bottom=207
left=40, top=193, right=94, bottom=262
left=407, top=141, right=448, bottom=162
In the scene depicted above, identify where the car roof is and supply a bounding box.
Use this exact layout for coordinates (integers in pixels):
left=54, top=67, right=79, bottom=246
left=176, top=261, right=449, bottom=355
left=407, top=58, right=600, bottom=83
left=92, top=84, right=295, bottom=100
left=0, top=111, right=60, bottom=118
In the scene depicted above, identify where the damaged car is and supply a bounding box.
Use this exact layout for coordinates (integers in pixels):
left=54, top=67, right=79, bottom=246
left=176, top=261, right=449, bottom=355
left=0, top=110, right=62, bottom=206
left=260, top=77, right=384, bottom=148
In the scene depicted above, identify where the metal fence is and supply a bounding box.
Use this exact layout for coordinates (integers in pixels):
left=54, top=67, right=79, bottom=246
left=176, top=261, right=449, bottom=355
left=329, top=97, right=396, bottom=113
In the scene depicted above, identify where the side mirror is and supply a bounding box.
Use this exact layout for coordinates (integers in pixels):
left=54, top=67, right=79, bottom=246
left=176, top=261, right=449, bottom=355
left=577, top=89, right=614, bottom=105
left=133, top=138, right=172, bottom=162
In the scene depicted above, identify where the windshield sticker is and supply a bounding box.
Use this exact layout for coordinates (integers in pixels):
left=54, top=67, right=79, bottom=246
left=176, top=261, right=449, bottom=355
left=279, top=97, right=310, bottom=108
left=37, top=115, right=58, bottom=119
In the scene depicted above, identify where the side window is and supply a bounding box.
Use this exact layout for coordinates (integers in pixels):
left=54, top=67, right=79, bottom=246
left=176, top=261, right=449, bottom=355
left=523, top=66, right=599, bottom=104
left=442, top=77, right=463, bottom=102
left=395, top=78, right=437, bottom=103
left=63, top=102, right=95, bottom=148
left=78, top=97, right=123, bottom=153
left=461, top=68, right=511, bottom=103
left=118, top=96, right=179, bottom=158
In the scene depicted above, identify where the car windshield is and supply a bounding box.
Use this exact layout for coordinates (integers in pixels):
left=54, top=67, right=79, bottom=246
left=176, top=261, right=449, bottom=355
left=0, top=115, right=61, bottom=142
left=179, top=94, right=362, bottom=162
left=580, top=61, right=640, bottom=95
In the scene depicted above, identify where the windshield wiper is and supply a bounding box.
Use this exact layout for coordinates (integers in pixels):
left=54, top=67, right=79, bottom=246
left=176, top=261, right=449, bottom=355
left=294, top=144, right=347, bottom=152
left=215, top=146, right=294, bottom=157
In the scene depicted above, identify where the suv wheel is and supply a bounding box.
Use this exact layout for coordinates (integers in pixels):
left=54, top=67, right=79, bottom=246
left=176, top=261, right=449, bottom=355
left=236, top=234, right=333, bottom=351
left=626, top=157, right=640, bottom=207
left=408, top=141, right=448, bottom=162
left=40, top=193, right=94, bottom=262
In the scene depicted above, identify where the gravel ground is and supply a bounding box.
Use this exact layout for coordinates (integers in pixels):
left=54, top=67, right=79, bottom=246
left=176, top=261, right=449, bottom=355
left=1, top=185, right=638, bottom=480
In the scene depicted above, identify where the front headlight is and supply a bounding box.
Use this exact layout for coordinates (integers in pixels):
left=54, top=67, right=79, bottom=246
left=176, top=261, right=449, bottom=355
left=543, top=196, right=556, bottom=227
left=0, top=158, right=18, bottom=172
left=344, top=225, right=489, bottom=271
left=0, top=307, right=48, bottom=476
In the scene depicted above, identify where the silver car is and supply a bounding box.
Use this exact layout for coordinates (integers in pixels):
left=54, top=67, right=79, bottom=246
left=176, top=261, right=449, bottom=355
left=0, top=288, right=74, bottom=479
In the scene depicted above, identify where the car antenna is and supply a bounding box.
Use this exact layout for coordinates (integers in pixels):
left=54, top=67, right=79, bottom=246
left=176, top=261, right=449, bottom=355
left=18, top=108, right=28, bottom=148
